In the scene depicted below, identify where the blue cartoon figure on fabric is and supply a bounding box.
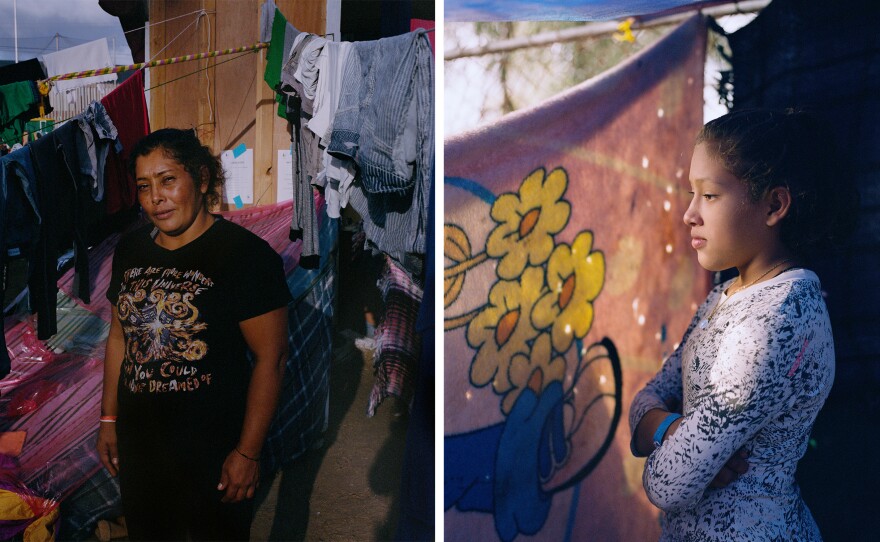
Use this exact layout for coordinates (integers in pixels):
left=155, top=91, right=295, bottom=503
left=445, top=167, right=622, bottom=541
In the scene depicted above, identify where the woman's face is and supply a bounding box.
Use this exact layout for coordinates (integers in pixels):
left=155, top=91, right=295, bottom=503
left=683, top=143, right=771, bottom=272
left=135, top=148, right=210, bottom=245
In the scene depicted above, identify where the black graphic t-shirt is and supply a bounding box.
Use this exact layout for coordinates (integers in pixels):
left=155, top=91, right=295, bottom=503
left=107, top=216, right=292, bottom=433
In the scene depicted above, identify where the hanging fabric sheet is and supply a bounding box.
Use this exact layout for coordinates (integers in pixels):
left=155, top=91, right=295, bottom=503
left=100, top=69, right=150, bottom=215
left=42, top=39, right=117, bottom=103
left=443, top=15, right=708, bottom=541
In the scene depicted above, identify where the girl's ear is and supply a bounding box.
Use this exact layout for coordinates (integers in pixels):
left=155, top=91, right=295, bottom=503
left=765, top=186, right=792, bottom=227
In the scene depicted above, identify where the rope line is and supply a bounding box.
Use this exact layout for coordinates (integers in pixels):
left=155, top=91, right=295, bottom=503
left=2, top=51, right=253, bottom=147
left=147, top=11, right=205, bottom=65
left=43, top=43, right=268, bottom=82
left=145, top=50, right=254, bottom=92
left=123, top=9, right=218, bottom=35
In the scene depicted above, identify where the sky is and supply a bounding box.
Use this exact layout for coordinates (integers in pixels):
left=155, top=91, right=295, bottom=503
left=0, top=0, right=133, bottom=65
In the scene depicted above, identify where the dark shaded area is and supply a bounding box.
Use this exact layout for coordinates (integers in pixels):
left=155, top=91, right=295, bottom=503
left=0, top=58, right=45, bottom=85
left=251, top=333, right=365, bottom=541
left=249, top=225, right=390, bottom=540
left=728, top=1, right=880, bottom=539
left=341, top=0, right=434, bottom=41
left=369, top=405, right=410, bottom=540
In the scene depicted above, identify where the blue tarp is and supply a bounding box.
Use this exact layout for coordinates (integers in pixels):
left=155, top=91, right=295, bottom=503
left=446, top=0, right=714, bottom=22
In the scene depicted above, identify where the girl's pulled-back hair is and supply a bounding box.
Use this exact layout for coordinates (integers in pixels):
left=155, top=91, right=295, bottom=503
left=696, top=108, right=859, bottom=259
left=128, top=128, right=226, bottom=209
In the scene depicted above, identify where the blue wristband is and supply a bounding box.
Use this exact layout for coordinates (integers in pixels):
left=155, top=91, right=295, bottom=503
left=652, top=413, right=682, bottom=448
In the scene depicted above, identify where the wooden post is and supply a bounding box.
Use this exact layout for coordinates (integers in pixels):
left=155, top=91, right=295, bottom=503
left=198, top=0, right=217, bottom=149
left=254, top=25, right=276, bottom=207
left=148, top=0, right=166, bottom=129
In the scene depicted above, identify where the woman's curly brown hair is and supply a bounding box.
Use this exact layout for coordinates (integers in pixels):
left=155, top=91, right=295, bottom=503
left=128, top=128, right=226, bottom=210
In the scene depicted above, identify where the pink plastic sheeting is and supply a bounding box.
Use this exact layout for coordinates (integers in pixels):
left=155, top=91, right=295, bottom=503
left=56, top=196, right=324, bottom=322
left=0, top=318, right=105, bottom=502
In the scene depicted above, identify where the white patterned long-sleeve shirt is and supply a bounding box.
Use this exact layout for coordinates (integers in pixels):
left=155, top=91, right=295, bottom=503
left=629, top=269, right=833, bottom=541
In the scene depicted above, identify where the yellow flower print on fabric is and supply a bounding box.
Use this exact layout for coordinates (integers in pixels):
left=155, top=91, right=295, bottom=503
left=532, top=232, right=605, bottom=353
left=486, top=168, right=571, bottom=280
left=502, top=333, right=566, bottom=414
left=466, top=266, right=545, bottom=394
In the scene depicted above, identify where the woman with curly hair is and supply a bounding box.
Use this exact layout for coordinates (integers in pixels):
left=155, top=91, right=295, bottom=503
left=96, top=128, right=292, bottom=540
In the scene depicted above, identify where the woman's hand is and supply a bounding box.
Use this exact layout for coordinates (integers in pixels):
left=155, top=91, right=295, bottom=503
left=709, top=448, right=750, bottom=488
left=96, top=423, right=119, bottom=476
left=217, top=450, right=260, bottom=503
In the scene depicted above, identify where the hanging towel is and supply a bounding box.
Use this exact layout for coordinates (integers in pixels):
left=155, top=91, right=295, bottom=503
left=42, top=38, right=117, bottom=102
left=101, top=69, right=150, bottom=215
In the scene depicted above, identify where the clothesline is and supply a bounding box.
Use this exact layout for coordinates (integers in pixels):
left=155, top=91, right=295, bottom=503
left=44, top=25, right=432, bottom=84
left=3, top=51, right=254, bottom=147
left=44, top=42, right=269, bottom=82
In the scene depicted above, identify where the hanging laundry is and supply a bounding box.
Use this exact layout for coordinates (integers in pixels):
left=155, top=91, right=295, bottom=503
left=262, top=5, right=302, bottom=121
left=330, top=30, right=434, bottom=281
left=279, top=33, right=326, bottom=268
left=69, top=101, right=121, bottom=203
left=311, top=42, right=355, bottom=219
left=0, top=147, right=41, bottom=378
left=101, top=69, right=149, bottom=215
left=0, top=81, right=41, bottom=147
left=27, top=101, right=119, bottom=340
left=42, top=38, right=117, bottom=104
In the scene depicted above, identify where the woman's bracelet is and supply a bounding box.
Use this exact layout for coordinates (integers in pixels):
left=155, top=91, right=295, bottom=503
left=652, top=413, right=682, bottom=448
left=234, top=447, right=260, bottom=462
left=99, top=415, right=118, bottom=423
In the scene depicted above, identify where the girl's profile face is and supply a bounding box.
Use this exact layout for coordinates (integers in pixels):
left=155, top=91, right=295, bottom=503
left=683, top=143, right=771, bottom=272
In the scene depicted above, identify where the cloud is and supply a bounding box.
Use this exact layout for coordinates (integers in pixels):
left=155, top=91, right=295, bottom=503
left=14, top=0, right=116, bottom=27
left=0, top=0, right=132, bottom=63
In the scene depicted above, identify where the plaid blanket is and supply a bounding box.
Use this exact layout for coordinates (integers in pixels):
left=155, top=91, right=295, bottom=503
left=367, top=257, right=423, bottom=416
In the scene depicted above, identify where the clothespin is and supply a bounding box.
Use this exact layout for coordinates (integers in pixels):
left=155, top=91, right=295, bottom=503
left=35, top=81, right=52, bottom=120
left=613, top=18, right=636, bottom=43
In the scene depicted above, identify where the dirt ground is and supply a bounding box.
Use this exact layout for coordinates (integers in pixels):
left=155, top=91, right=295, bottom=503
left=250, top=330, right=409, bottom=541
left=247, top=234, right=411, bottom=541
